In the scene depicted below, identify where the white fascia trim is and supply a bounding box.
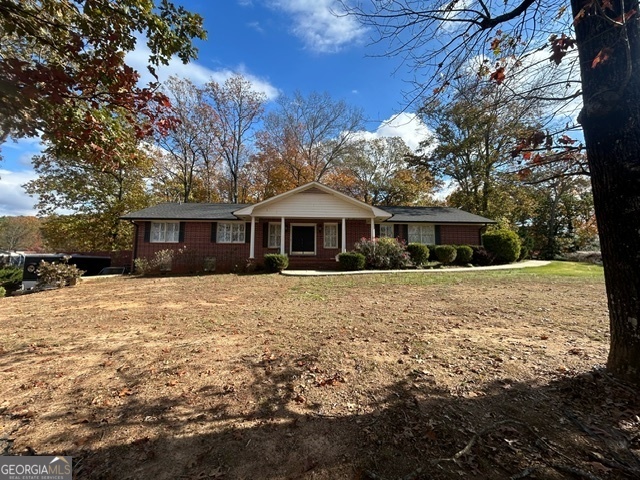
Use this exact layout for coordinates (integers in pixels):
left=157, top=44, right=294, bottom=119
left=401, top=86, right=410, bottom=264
left=233, top=182, right=392, bottom=219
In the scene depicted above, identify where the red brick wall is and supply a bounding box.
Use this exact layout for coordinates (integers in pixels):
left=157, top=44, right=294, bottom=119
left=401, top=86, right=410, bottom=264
left=133, top=221, right=250, bottom=273
left=132, top=220, right=484, bottom=273
left=439, top=225, right=482, bottom=245
left=133, top=219, right=374, bottom=273
left=255, top=218, right=373, bottom=270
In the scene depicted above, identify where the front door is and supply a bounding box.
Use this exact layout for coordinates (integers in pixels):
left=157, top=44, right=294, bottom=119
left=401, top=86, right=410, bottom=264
left=291, top=225, right=316, bottom=255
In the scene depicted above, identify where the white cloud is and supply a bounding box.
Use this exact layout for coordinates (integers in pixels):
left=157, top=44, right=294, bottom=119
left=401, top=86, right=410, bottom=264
left=2, top=136, right=44, bottom=166
left=125, top=42, right=280, bottom=101
left=269, top=0, right=366, bottom=53
left=247, top=21, right=264, bottom=33
left=357, top=113, right=433, bottom=152
left=0, top=169, right=38, bottom=216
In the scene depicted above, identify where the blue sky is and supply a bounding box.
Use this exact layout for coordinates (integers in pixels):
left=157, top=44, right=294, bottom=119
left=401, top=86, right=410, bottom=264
left=0, top=0, right=434, bottom=216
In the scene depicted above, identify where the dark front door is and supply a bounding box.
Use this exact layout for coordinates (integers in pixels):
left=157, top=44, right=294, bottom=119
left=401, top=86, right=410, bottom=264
left=291, top=225, right=315, bottom=255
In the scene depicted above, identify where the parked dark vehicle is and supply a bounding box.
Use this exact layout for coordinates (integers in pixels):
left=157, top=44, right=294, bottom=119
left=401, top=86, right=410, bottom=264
left=98, top=266, right=129, bottom=275
left=22, top=254, right=111, bottom=289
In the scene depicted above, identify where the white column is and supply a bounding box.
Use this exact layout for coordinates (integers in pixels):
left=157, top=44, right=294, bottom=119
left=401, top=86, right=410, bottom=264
left=280, top=217, right=286, bottom=255
left=370, top=217, right=375, bottom=239
left=249, top=216, right=256, bottom=259
left=341, top=218, right=346, bottom=253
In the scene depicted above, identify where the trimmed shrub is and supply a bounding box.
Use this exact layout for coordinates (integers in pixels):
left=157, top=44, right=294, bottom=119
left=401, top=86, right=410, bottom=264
left=0, top=286, right=5, bottom=298
left=264, top=253, right=289, bottom=273
left=472, top=246, right=496, bottom=266
left=455, top=245, right=474, bottom=265
left=406, top=243, right=430, bottom=266
left=337, top=252, right=366, bottom=271
left=427, top=245, right=438, bottom=262
left=36, top=257, right=84, bottom=288
left=433, top=245, right=457, bottom=264
left=482, top=229, right=522, bottom=264
left=354, top=237, right=412, bottom=269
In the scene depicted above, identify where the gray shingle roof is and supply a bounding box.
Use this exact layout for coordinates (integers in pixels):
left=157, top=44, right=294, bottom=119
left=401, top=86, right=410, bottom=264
left=381, top=206, right=496, bottom=224
left=122, top=203, right=495, bottom=224
left=121, top=203, right=250, bottom=221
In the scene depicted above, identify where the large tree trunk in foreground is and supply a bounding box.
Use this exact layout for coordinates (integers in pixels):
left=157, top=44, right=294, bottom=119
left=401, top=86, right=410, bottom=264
left=572, top=0, right=640, bottom=381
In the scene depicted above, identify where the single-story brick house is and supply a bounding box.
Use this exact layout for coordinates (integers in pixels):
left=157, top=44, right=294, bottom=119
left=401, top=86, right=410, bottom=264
left=122, top=182, right=496, bottom=272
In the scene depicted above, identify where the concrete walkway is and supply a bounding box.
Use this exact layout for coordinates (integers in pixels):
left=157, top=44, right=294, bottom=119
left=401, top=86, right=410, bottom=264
left=280, top=260, right=551, bottom=277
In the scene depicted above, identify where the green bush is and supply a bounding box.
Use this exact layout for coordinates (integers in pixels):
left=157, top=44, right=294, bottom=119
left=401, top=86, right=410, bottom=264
left=482, top=229, right=522, bottom=264
left=455, top=245, right=473, bottom=265
left=264, top=253, right=289, bottom=273
left=433, top=245, right=457, bottom=264
left=354, top=237, right=411, bottom=269
left=406, top=243, right=430, bottom=266
left=0, top=286, right=5, bottom=298
left=0, top=267, right=23, bottom=294
left=337, top=252, right=366, bottom=271
left=36, top=257, right=84, bottom=288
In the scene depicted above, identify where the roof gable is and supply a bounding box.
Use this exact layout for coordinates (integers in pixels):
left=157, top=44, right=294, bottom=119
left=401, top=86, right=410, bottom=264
left=234, top=182, right=391, bottom=219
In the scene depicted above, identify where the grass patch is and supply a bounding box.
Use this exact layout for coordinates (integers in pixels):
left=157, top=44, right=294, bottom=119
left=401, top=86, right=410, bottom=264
left=516, top=260, right=604, bottom=278
left=287, top=261, right=604, bottom=291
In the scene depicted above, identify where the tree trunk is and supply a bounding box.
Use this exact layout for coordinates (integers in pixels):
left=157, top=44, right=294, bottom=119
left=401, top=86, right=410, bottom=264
left=572, top=0, right=640, bottom=382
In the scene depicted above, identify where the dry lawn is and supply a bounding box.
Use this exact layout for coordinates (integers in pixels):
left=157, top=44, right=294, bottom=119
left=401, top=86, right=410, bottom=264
left=1, top=264, right=639, bottom=480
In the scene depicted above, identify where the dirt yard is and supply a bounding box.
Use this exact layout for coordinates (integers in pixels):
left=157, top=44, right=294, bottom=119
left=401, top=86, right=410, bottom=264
left=1, top=266, right=638, bottom=479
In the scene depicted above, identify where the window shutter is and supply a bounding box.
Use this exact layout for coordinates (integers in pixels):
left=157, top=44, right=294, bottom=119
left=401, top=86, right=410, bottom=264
left=374, top=224, right=380, bottom=237
left=393, top=224, right=400, bottom=238
left=211, top=222, right=217, bottom=243
left=144, top=222, right=151, bottom=243
left=263, top=222, right=269, bottom=248
left=435, top=225, right=441, bottom=245
left=245, top=222, right=251, bottom=243
left=179, top=222, right=185, bottom=243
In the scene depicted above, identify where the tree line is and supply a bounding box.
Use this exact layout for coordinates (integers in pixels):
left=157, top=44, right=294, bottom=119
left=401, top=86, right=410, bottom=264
left=11, top=71, right=596, bottom=260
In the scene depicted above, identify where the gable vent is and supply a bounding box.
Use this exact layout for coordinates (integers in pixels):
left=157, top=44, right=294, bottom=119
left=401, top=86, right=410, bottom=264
left=301, top=187, right=328, bottom=194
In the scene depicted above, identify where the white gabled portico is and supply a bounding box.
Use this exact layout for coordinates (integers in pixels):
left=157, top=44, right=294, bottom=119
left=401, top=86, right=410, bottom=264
left=233, top=182, right=391, bottom=259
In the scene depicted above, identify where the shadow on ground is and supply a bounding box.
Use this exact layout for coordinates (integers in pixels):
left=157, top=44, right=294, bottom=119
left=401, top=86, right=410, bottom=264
left=6, top=355, right=638, bottom=480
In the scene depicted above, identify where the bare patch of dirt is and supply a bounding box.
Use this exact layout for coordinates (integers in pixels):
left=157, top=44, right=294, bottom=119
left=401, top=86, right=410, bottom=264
left=1, top=271, right=638, bottom=479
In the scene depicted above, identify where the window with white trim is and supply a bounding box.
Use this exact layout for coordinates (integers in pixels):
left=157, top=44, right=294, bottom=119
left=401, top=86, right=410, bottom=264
left=217, top=222, right=245, bottom=243
left=379, top=224, right=394, bottom=238
left=324, top=223, right=338, bottom=249
left=408, top=224, right=435, bottom=245
left=268, top=222, right=282, bottom=248
left=151, top=222, right=180, bottom=243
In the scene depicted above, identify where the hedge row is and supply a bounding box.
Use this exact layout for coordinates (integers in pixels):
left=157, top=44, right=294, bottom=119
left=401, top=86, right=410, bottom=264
left=251, top=228, right=522, bottom=273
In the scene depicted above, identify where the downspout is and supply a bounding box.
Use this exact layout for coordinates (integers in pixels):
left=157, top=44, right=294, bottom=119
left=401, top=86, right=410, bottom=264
left=250, top=216, right=256, bottom=259
left=130, top=220, right=139, bottom=273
